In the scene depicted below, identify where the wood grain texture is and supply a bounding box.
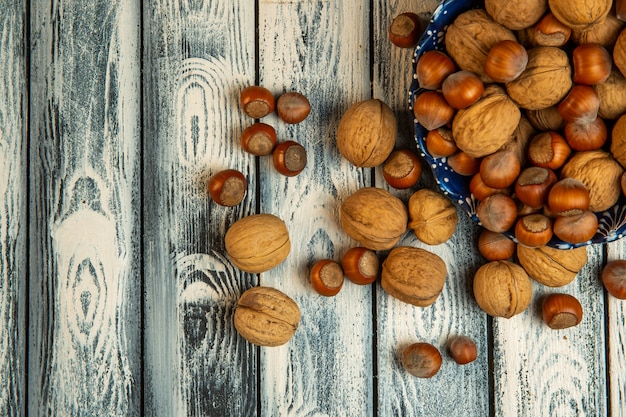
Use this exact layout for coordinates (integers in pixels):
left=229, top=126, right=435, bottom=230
left=0, top=1, right=27, bottom=415
left=373, top=2, right=489, bottom=416
left=28, top=0, right=141, bottom=415
left=142, top=1, right=258, bottom=416
left=606, top=239, right=626, bottom=417
left=257, top=1, right=374, bottom=416
left=493, top=245, right=607, bottom=417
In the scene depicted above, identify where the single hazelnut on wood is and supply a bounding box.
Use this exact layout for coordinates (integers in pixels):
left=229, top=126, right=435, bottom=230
left=341, top=247, right=379, bottom=285
left=225, top=213, right=290, bottom=273
left=340, top=187, right=408, bottom=251
left=388, top=12, right=422, bottom=48
left=337, top=99, right=396, bottom=168
left=240, top=85, right=275, bottom=119
left=602, top=260, right=626, bottom=299
left=541, top=293, right=583, bottom=330
left=310, top=259, right=344, bottom=297
left=401, top=342, right=442, bottom=378
left=473, top=260, right=532, bottom=318
left=208, top=169, right=247, bottom=207
left=408, top=188, right=458, bottom=245
left=448, top=336, right=478, bottom=365
left=273, top=141, right=307, bottom=177
left=234, top=286, right=300, bottom=347
left=382, top=246, right=447, bottom=307
left=276, top=92, right=311, bottom=124
left=382, top=148, right=422, bottom=189
left=241, top=122, right=277, bottom=156
left=517, top=245, right=587, bottom=287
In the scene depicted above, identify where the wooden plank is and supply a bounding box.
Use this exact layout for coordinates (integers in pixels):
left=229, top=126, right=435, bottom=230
left=257, top=1, right=374, bottom=416
left=0, top=1, right=27, bottom=415
left=142, top=1, right=258, bottom=416
left=492, top=245, right=607, bottom=417
left=373, top=1, right=490, bottom=416
left=606, top=239, right=626, bottom=417
left=28, top=0, right=142, bottom=415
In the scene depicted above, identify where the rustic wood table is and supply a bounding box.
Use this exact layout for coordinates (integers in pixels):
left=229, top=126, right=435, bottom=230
left=2, top=0, right=625, bottom=415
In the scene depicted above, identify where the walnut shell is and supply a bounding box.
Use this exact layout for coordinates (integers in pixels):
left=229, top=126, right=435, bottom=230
left=499, top=115, right=537, bottom=166
left=225, top=214, right=290, bottom=273
left=548, top=0, right=612, bottom=30
left=614, top=28, right=626, bottom=78
left=381, top=246, right=447, bottom=307
left=572, top=14, right=625, bottom=47
left=561, top=150, right=624, bottom=212
left=445, top=9, right=517, bottom=82
left=452, top=85, right=521, bottom=158
left=408, top=189, right=458, bottom=245
left=506, top=46, right=572, bottom=110
left=336, top=99, right=397, bottom=168
left=517, top=245, right=588, bottom=287
left=234, top=286, right=300, bottom=347
left=340, top=187, right=408, bottom=250
left=526, top=106, right=566, bottom=132
left=485, top=0, right=547, bottom=30
left=610, top=115, right=626, bottom=169
left=473, top=260, right=532, bottom=318
left=593, top=69, right=626, bottom=120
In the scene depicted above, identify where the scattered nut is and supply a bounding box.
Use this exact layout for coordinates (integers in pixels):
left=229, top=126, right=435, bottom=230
left=473, top=260, right=532, bottom=318
left=541, top=293, right=583, bottom=329
left=517, top=245, right=588, bottom=287
left=408, top=188, right=458, bottom=245
left=400, top=342, right=442, bottom=378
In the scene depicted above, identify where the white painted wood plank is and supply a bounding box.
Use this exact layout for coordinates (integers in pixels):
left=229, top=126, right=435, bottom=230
left=373, top=1, right=490, bottom=415
left=493, top=245, right=607, bottom=417
left=606, top=240, right=626, bottom=417
left=0, top=1, right=27, bottom=415
left=257, top=1, right=374, bottom=416
left=28, top=0, right=142, bottom=415
left=142, top=1, right=258, bottom=416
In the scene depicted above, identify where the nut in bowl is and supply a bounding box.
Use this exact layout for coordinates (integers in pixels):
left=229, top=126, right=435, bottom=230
left=409, top=0, right=626, bottom=249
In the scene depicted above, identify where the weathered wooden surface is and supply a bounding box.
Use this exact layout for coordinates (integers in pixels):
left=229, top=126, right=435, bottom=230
left=5, top=0, right=626, bottom=416
left=0, top=1, right=26, bottom=415
left=29, top=0, right=141, bottom=415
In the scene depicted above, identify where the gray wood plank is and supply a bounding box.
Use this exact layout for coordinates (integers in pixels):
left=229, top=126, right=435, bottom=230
left=0, top=1, right=27, bottom=415
left=373, top=1, right=490, bottom=416
left=142, top=1, right=258, bottom=416
left=257, top=1, right=374, bottom=416
left=606, top=239, right=626, bottom=417
left=28, top=0, right=142, bottom=415
left=493, top=245, right=607, bottom=417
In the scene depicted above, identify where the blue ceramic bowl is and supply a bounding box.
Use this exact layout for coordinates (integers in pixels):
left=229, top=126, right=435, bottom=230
left=408, top=0, right=626, bottom=249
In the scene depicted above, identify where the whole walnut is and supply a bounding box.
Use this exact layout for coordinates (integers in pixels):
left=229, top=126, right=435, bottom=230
left=340, top=187, right=408, bottom=250
left=452, top=85, right=521, bottom=158
left=610, top=115, right=626, bottom=169
left=506, top=46, right=572, bottom=110
left=408, top=189, right=458, bottom=245
left=561, top=150, right=624, bottom=212
left=234, top=286, right=300, bottom=347
left=526, top=106, right=566, bottom=132
left=473, top=260, right=532, bottom=318
left=517, top=245, right=588, bottom=287
left=225, top=214, right=290, bottom=273
left=445, top=9, right=517, bottom=82
left=485, top=0, right=547, bottom=30
left=613, top=28, right=626, bottom=79
left=548, top=0, right=612, bottom=30
left=594, top=69, right=626, bottom=120
left=336, top=99, right=396, bottom=168
left=381, top=246, right=447, bottom=307
left=572, top=14, right=625, bottom=48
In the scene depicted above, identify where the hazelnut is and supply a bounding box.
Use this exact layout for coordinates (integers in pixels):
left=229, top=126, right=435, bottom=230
left=477, top=229, right=516, bottom=261
left=547, top=178, right=590, bottom=216
left=337, top=99, right=396, bottom=168
left=473, top=260, right=532, bottom=318
left=240, top=85, right=275, bottom=119
left=553, top=210, right=598, bottom=244
left=408, top=188, right=459, bottom=245
left=480, top=150, right=520, bottom=189
left=476, top=193, right=518, bottom=233
left=225, top=214, right=290, bottom=273
left=310, top=259, right=344, bottom=297
left=527, top=131, right=571, bottom=170
left=234, top=287, right=300, bottom=346
left=207, top=169, right=247, bottom=207
left=602, top=260, right=626, bottom=299
left=415, top=50, right=457, bottom=90
left=273, top=141, right=307, bottom=177
left=572, top=43, right=612, bottom=85
left=448, top=336, right=478, bottom=365
left=514, top=213, right=553, bottom=248
left=388, top=12, right=422, bottom=48
left=381, top=246, right=447, bottom=307
left=341, top=247, right=379, bottom=285
left=276, top=92, right=310, bottom=124
left=413, top=91, right=455, bottom=131
left=557, top=84, right=600, bottom=125
left=518, top=12, right=572, bottom=47
left=441, top=70, right=484, bottom=109
left=541, top=293, right=583, bottom=330
left=517, top=245, right=587, bottom=287
left=340, top=187, right=408, bottom=251
left=382, top=148, right=422, bottom=189
left=515, top=166, right=557, bottom=209
left=483, top=40, right=528, bottom=83
left=400, top=342, right=442, bottom=378
left=564, top=117, right=607, bottom=152
left=240, top=122, right=277, bottom=156
left=425, top=127, right=457, bottom=158
left=447, top=151, right=481, bottom=176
